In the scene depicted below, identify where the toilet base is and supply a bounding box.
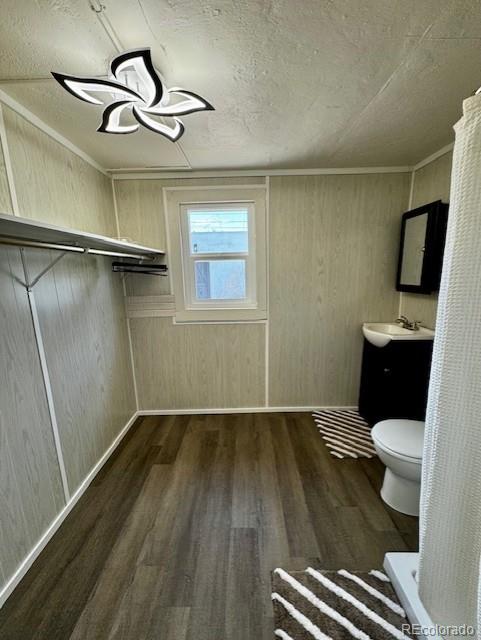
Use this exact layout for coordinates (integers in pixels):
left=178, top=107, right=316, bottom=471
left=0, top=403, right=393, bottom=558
left=380, top=468, right=420, bottom=516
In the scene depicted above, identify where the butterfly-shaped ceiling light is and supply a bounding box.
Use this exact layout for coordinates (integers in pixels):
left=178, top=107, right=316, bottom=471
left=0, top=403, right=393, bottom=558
left=52, top=48, right=213, bottom=141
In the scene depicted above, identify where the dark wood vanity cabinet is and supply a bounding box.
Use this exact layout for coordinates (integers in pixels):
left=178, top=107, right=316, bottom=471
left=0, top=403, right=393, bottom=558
left=358, top=339, right=433, bottom=426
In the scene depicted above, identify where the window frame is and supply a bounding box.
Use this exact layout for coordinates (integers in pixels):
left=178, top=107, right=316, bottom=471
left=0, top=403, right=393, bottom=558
left=164, top=185, right=267, bottom=323
left=179, top=202, right=257, bottom=310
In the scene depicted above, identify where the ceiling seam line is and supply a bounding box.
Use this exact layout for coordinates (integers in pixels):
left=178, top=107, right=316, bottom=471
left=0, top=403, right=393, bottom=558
left=325, top=18, right=445, bottom=162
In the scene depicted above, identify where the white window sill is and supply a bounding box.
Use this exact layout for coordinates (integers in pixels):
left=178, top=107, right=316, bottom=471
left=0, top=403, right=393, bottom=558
left=174, top=307, right=267, bottom=323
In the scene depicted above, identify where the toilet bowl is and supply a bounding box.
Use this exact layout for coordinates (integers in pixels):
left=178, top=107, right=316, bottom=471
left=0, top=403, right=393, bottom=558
left=371, top=419, right=424, bottom=517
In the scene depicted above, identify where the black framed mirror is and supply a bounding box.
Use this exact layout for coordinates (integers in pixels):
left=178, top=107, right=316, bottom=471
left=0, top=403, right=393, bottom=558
left=396, top=200, right=448, bottom=294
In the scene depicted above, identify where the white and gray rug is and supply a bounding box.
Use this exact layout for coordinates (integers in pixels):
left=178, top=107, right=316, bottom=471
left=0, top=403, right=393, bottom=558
left=272, top=568, right=412, bottom=639
left=313, top=409, right=377, bottom=459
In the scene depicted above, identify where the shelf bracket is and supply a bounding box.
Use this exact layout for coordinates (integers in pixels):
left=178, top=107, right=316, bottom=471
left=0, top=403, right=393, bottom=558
left=20, top=247, right=70, bottom=291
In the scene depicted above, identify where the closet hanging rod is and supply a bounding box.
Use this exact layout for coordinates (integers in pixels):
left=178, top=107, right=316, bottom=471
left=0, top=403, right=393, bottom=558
left=0, top=236, right=84, bottom=253
left=0, top=236, right=153, bottom=260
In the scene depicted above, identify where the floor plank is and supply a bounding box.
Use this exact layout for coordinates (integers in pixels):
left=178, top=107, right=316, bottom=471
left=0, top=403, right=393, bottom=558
left=0, top=413, right=418, bottom=639
left=225, top=528, right=262, bottom=640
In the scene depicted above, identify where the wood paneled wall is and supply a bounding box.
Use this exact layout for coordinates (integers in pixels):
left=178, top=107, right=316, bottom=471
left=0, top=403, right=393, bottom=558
left=115, top=172, right=410, bottom=410
left=400, top=151, right=453, bottom=328
left=114, top=176, right=268, bottom=410
left=3, top=107, right=116, bottom=236
left=269, top=173, right=410, bottom=406
left=130, top=318, right=265, bottom=409
left=0, top=104, right=135, bottom=599
left=0, top=247, right=65, bottom=583
left=31, top=250, right=135, bottom=492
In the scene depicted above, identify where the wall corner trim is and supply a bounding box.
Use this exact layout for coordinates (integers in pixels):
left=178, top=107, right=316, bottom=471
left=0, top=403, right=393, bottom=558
left=25, top=286, right=70, bottom=503
left=0, top=89, right=108, bottom=176
left=0, top=410, right=140, bottom=610
left=412, top=143, right=454, bottom=173
left=0, top=103, right=20, bottom=215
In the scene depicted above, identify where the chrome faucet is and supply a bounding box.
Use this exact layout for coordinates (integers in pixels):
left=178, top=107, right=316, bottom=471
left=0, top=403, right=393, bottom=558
left=396, top=316, right=422, bottom=331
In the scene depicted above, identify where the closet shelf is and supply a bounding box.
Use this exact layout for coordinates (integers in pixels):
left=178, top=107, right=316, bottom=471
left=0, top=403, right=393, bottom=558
left=0, top=212, right=164, bottom=260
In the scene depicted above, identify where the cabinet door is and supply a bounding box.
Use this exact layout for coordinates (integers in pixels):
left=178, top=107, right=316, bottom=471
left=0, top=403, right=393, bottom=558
left=396, top=200, right=448, bottom=294
left=359, top=341, right=397, bottom=424
left=359, top=339, right=433, bottom=424
left=389, top=341, right=433, bottom=420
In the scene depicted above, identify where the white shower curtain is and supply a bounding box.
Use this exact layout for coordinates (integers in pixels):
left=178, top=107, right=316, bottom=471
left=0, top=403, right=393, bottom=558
left=419, top=94, right=481, bottom=636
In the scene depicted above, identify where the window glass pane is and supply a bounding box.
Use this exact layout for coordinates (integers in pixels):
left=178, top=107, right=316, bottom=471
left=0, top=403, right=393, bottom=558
left=188, top=209, right=248, bottom=254
left=194, top=260, right=246, bottom=300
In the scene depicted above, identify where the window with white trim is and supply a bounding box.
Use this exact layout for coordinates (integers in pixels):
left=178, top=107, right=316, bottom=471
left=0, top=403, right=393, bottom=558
left=180, top=203, right=256, bottom=310
left=165, top=185, right=267, bottom=322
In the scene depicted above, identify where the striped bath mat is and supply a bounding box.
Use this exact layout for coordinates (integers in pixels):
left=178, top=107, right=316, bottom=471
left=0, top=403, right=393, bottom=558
left=272, top=568, right=411, bottom=639
left=313, top=409, right=377, bottom=459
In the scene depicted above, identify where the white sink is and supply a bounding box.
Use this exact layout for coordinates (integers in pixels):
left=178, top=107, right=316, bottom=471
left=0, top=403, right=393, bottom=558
left=363, top=322, right=435, bottom=348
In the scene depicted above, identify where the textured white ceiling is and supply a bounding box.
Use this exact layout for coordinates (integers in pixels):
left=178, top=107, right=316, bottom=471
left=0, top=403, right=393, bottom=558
left=1, top=0, right=481, bottom=171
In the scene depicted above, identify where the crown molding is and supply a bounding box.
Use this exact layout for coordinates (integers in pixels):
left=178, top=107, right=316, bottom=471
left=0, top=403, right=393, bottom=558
left=111, top=165, right=413, bottom=180
left=412, top=142, right=454, bottom=172
left=0, top=89, right=108, bottom=176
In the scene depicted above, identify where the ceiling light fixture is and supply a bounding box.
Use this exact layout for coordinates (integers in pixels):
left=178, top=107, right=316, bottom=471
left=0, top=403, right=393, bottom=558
left=51, top=48, right=214, bottom=141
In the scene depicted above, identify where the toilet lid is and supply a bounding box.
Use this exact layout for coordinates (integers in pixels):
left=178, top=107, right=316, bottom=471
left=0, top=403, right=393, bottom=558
left=372, top=419, right=425, bottom=460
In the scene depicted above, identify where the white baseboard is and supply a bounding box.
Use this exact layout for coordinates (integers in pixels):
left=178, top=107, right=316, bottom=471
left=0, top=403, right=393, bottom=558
left=138, top=405, right=357, bottom=416
left=0, top=410, right=140, bottom=609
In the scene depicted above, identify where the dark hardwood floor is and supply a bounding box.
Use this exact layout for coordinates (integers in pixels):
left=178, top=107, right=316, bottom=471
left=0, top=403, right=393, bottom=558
left=0, top=412, right=418, bottom=639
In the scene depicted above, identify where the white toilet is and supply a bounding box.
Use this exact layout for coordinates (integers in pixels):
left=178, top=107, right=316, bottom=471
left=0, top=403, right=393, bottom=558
left=371, top=419, right=425, bottom=516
